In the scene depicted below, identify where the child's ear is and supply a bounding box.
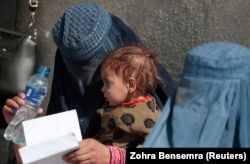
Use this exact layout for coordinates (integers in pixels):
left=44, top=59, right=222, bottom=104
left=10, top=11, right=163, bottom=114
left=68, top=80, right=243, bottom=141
left=127, top=77, right=136, bottom=93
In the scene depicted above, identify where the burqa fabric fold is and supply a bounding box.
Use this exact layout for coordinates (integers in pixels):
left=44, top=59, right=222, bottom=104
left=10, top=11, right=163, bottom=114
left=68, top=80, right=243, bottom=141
left=143, top=41, right=250, bottom=147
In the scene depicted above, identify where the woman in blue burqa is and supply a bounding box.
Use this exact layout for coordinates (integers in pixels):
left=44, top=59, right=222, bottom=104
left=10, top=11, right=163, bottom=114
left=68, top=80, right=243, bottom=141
left=46, top=2, right=143, bottom=138
left=143, top=41, right=250, bottom=147
left=47, top=2, right=176, bottom=140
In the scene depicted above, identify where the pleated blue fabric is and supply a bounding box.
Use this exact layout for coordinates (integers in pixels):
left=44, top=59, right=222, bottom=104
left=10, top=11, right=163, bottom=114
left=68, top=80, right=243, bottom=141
left=143, top=41, right=250, bottom=147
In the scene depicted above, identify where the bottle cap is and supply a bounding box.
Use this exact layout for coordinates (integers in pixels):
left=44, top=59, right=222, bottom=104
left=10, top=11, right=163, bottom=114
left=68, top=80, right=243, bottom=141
left=38, top=65, right=51, bottom=77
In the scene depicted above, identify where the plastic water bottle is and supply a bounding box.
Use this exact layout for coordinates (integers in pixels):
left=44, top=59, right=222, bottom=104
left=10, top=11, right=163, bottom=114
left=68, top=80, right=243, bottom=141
left=4, top=65, right=50, bottom=144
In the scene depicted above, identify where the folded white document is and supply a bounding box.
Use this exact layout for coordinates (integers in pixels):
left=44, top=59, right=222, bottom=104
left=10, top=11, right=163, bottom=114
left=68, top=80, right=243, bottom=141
left=19, top=132, right=79, bottom=164
left=18, top=110, right=82, bottom=164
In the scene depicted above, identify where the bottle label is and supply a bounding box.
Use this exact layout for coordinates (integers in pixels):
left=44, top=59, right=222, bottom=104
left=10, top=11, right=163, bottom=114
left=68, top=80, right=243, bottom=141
left=25, top=86, right=46, bottom=105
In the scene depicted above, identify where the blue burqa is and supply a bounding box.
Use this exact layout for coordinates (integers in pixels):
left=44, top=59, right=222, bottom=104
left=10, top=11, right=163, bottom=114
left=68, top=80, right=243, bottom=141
left=143, top=41, right=250, bottom=147
left=46, top=15, right=176, bottom=139
left=46, top=15, right=142, bottom=138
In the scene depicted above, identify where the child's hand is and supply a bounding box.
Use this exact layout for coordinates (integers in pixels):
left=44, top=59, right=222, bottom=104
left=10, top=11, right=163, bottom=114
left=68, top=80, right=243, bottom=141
left=63, top=138, right=111, bottom=164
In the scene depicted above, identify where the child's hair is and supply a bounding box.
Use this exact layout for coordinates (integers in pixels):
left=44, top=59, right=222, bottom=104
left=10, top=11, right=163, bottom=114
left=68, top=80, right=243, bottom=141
left=101, top=44, right=161, bottom=97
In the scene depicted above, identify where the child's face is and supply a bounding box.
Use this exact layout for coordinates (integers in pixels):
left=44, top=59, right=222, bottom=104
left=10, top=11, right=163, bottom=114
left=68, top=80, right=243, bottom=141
left=101, top=67, right=129, bottom=106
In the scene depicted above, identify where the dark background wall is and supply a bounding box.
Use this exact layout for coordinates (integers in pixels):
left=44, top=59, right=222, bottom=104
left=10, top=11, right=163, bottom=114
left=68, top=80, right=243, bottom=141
left=0, top=1, right=250, bottom=163
left=0, top=0, right=16, bottom=30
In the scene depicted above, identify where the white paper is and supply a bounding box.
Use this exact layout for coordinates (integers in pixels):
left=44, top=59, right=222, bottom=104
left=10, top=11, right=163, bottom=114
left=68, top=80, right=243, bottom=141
left=19, top=132, right=79, bottom=164
left=22, top=109, right=82, bottom=146
left=19, top=110, right=82, bottom=164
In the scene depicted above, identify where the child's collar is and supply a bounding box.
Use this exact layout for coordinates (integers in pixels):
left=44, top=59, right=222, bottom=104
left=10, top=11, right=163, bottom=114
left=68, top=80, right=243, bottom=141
left=121, top=95, right=152, bottom=107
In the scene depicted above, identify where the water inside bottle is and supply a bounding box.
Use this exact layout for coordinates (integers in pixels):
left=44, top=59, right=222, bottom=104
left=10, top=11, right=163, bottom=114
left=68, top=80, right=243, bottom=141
left=3, top=105, right=37, bottom=144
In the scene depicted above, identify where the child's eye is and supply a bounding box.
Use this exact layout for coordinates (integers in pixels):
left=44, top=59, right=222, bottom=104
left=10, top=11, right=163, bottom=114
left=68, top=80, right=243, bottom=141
left=103, top=81, right=109, bottom=86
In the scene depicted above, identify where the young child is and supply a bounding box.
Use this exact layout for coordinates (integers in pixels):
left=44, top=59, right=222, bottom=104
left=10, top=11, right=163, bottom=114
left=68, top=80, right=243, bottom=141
left=94, top=44, right=162, bottom=148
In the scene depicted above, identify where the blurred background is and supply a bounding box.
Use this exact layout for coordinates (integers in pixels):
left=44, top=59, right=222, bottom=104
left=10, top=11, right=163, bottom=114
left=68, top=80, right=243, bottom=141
left=0, top=0, right=250, bottom=163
